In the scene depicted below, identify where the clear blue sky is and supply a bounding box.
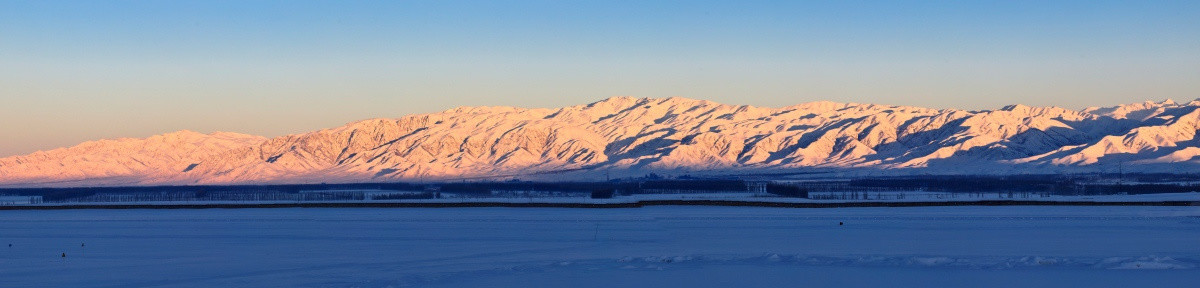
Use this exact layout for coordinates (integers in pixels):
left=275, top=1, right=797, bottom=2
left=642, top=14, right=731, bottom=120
left=1, top=0, right=1197, bottom=156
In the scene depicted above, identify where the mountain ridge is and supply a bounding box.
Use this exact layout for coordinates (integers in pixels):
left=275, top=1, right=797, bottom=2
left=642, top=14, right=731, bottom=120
left=3, top=97, right=1199, bottom=187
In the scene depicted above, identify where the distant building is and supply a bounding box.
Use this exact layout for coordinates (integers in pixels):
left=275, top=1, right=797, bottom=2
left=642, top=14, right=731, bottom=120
left=746, top=182, right=767, bottom=194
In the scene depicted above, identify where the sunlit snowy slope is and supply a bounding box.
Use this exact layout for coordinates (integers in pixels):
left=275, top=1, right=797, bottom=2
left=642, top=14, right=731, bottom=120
left=3, top=97, right=1200, bottom=186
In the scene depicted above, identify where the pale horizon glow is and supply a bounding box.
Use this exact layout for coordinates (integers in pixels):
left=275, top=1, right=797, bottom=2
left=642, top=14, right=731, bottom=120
left=2, top=1, right=1198, bottom=157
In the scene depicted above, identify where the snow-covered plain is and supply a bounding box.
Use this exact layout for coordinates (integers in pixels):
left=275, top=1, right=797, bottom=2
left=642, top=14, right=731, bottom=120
left=2, top=206, right=1198, bottom=287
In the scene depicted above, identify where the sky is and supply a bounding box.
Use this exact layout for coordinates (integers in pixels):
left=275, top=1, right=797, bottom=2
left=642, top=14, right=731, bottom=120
left=1, top=0, right=1198, bottom=157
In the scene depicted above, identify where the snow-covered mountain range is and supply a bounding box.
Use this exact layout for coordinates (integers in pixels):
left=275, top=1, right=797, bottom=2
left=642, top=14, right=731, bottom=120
left=3, top=97, right=1200, bottom=187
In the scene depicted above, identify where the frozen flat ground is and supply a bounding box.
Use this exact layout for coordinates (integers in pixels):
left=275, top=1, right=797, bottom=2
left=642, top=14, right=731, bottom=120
left=1, top=206, right=1198, bottom=287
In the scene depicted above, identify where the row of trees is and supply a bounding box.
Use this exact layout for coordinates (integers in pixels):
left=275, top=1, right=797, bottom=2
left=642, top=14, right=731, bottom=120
left=764, top=184, right=808, bottom=198
left=832, top=176, right=1199, bottom=195
left=9, top=175, right=1192, bottom=203
left=370, top=192, right=437, bottom=200
left=2, top=183, right=430, bottom=201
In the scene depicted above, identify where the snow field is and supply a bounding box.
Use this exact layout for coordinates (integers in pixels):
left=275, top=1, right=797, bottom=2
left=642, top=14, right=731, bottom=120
left=1, top=206, right=1197, bottom=287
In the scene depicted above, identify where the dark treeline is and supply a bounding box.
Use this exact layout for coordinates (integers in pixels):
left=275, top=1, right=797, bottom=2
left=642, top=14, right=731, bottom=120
left=765, top=184, right=808, bottom=198
left=638, top=180, right=747, bottom=192
left=3, top=175, right=1197, bottom=204
left=590, top=189, right=616, bottom=199
left=440, top=182, right=641, bottom=194
left=4, top=180, right=753, bottom=202
left=1125, top=173, right=1200, bottom=183
left=3, top=180, right=755, bottom=203
left=1, top=183, right=427, bottom=202
left=833, top=175, right=1200, bottom=195
left=370, top=192, right=437, bottom=200
left=846, top=176, right=1076, bottom=193
left=1081, top=184, right=1200, bottom=195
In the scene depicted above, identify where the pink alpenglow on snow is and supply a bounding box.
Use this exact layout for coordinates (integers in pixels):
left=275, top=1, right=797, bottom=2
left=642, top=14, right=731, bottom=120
left=2, top=97, right=1200, bottom=186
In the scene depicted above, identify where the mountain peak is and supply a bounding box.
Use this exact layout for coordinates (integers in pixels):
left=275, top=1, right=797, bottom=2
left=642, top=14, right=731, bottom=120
left=165, top=129, right=204, bottom=136
left=4, top=97, right=1199, bottom=187
left=1082, top=99, right=1186, bottom=120
left=1000, top=104, right=1030, bottom=112
left=590, top=96, right=641, bottom=105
